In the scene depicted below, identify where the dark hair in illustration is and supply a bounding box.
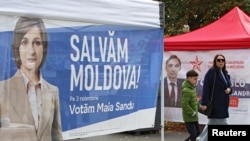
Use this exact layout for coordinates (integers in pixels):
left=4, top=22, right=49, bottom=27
left=213, top=54, right=227, bottom=71
left=165, top=54, right=181, bottom=66
left=12, top=17, right=48, bottom=69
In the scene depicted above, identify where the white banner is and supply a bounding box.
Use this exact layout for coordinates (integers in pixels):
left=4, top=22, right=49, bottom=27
left=164, top=50, right=250, bottom=124
left=0, top=0, right=163, bottom=139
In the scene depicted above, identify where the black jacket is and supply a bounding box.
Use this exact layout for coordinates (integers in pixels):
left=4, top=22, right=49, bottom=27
left=201, top=67, right=232, bottom=118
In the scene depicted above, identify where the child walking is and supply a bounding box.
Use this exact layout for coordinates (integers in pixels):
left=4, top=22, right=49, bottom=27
left=181, top=69, right=200, bottom=141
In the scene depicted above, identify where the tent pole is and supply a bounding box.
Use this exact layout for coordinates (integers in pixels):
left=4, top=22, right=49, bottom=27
left=160, top=50, right=165, bottom=141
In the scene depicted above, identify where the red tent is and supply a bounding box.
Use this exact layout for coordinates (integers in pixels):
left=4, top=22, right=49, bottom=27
left=164, top=6, right=250, bottom=51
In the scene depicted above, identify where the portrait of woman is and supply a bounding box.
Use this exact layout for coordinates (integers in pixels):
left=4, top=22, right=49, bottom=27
left=0, top=17, right=63, bottom=141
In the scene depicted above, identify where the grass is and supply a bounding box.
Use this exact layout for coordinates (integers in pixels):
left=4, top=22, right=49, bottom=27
left=165, top=121, right=205, bottom=132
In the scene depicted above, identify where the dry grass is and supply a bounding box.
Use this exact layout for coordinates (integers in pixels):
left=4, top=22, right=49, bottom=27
left=165, top=121, right=205, bottom=132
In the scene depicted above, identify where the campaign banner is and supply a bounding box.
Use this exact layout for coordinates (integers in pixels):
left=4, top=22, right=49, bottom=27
left=0, top=16, right=163, bottom=140
left=164, top=50, right=250, bottom=124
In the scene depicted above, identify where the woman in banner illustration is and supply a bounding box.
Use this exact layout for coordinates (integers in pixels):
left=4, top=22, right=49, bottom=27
left=198, top=54, right=232, bottom=141
left=0, top=17, right=63, bottom=141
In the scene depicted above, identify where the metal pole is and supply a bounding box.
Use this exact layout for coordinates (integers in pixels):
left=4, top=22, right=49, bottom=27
left=160, top=52, right=165, bottom=141
left=159, top=1, right=165, bottom=141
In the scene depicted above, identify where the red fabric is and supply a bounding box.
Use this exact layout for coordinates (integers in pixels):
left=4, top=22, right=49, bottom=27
left=164, top=7, right=250, bottom=51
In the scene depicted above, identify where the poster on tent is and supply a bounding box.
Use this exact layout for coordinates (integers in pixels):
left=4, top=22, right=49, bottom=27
left=0, top=16, right=163, bottom=140
left=164, top=50, right=250, bottom=124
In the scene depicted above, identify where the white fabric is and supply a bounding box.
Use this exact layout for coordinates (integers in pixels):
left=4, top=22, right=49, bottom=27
left=198, top=118, right=228, bottom=141
left=0, top=0, right=161, bottom=27
left=27, top=84, right=39, bottom=130
left=21, top=71, right=43, bottom=130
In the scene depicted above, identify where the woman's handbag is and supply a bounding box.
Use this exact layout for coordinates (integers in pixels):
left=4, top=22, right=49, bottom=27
left=198, top=100, right=213, bottom=116
left=198, top=73, right=216, bottom=116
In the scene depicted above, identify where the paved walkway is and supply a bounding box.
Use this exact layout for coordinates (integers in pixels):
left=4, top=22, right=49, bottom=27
left=68, top=130, right=189, bottom=141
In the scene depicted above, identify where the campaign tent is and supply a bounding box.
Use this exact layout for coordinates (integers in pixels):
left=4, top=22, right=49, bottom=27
left=163, top=6, right=250, bottom=125
left=0, top=0, right=164, bottom=140
left=164, top=6, right=250, bottom=50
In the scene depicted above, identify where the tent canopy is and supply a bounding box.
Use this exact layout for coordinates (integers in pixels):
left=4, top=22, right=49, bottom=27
left=164, top=6, right=250, bottom=51
left=0, top=0, right=162, bottom=28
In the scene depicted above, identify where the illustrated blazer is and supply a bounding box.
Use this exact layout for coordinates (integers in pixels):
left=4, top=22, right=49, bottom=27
left=164, top=77, right=183, bottom=107
left=0, top=70, right=63, bottom=141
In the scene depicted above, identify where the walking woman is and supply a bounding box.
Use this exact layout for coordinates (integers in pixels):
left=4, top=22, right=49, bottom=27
left=198, top=54, right=232, bottom=141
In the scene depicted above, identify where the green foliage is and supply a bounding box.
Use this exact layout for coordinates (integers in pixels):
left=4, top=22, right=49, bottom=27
left=162, top=0, right=250, bottom=36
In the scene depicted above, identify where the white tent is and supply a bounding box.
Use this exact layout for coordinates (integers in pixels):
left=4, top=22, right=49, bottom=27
left=0, top=0, right=164, bottom=140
